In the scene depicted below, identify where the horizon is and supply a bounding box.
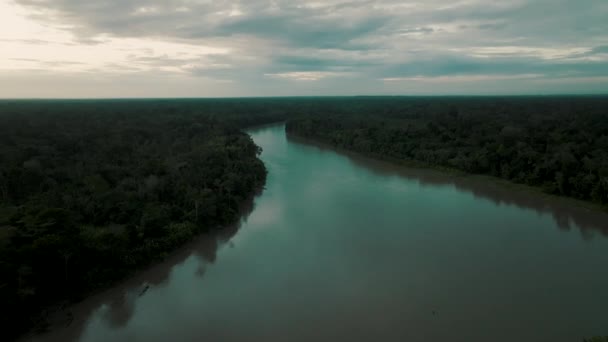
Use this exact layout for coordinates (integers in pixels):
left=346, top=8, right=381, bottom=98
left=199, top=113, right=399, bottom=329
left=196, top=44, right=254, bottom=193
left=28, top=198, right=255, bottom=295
left=2, top=0, right=608, bottom=97
left=2, top=94, right=608, bottom=101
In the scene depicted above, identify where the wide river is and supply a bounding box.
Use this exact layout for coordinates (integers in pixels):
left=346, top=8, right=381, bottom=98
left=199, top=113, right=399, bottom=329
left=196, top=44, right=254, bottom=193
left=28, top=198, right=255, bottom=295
left=33, top=124, right=608, bottom=342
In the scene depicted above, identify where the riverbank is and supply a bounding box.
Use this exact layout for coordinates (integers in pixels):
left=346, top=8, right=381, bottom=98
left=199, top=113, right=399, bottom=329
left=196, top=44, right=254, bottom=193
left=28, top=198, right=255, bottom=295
left=24, top=125, right=277, bottom=341
left=22, top=185, right=262, bottom=342
left=286, top=132, right=608, bottom=236
left=285, top=97, right=608, bottom=208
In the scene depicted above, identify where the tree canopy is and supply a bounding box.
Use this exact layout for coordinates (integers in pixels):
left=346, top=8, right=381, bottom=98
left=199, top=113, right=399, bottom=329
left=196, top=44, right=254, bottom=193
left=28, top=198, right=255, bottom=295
left=0, top=99, right=284, bottom=339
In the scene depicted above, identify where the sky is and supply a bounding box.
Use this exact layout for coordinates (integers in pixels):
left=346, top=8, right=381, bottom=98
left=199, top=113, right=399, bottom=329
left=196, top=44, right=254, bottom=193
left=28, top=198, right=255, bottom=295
left=1, top=0, right=608, bottom=98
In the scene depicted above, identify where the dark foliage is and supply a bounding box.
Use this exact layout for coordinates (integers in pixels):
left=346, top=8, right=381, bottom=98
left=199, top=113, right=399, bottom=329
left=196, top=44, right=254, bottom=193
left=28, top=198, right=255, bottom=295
left=0, top=99, right=283, bottom=339
left=286, top=96, right=608, bottom=205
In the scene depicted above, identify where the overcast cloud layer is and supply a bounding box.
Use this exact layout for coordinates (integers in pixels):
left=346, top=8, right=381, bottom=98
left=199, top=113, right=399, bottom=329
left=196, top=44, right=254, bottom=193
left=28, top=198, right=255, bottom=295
left=1, top=0, right=608, bottom=97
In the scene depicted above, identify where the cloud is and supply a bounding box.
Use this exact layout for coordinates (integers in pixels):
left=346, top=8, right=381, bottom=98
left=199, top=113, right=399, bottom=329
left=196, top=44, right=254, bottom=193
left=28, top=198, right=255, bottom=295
left=591, top=46, right=608, bottom=54
left=273, top=54, right=378, bottom=73
left=2, top=0, right=608, bottom=96
left=380, top=53, right=608, bottom=80
left=381, top=74, right=543, bottom=83
left=265, top=71, right=349, bottom=81
left=14, top=0, right=392, bottom=51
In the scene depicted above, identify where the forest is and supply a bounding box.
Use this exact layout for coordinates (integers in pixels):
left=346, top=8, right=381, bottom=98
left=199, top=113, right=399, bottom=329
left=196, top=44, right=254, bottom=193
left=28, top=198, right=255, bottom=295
left=0, top=99, right=286, bottom=339
left=286, top=96, right=608, bottom=206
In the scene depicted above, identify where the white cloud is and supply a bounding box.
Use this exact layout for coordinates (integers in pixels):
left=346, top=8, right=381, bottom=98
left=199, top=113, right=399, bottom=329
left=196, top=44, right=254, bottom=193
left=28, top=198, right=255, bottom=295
left=0, top=2, right=229, bottom=74
left=381, top=74, right=543, bottom=82
left=265, top=71, right=348, bottom=81
left=465, top=46, right=592, bottom=60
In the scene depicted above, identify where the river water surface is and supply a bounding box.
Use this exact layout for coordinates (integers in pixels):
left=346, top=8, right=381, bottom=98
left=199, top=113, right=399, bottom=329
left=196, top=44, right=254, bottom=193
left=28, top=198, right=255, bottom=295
left=32, top=124, right=608, bottom=342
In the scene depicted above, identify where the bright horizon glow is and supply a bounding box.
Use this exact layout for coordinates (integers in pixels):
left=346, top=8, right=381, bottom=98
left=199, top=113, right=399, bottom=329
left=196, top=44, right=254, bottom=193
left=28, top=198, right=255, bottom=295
left=1, top=0, right=607, bottom=98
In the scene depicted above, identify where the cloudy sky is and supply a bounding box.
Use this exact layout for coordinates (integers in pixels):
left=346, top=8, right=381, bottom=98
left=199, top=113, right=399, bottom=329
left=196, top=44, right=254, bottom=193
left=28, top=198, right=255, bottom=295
left=1, top=0, right=608, bottom=98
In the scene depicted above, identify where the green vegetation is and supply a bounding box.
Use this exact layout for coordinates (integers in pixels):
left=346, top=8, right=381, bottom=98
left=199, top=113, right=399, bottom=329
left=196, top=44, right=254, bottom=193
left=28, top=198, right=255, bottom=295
left=0, top=99, right=286, bottom=339
left=584, top=337, right=608, bottom=342
left=286, top=96, right=608, bottom=207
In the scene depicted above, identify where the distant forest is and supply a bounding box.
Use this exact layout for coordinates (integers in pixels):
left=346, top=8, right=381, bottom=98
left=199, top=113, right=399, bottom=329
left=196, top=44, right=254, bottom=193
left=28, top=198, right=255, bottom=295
left=1, top=96, right=608, bottom=339
left=286, top=96, right=608, bottom=206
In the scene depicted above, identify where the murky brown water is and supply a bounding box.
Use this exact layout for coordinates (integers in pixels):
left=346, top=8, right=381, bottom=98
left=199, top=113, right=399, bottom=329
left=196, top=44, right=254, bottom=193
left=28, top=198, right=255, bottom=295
left=30, top=124, right=608, bottom=342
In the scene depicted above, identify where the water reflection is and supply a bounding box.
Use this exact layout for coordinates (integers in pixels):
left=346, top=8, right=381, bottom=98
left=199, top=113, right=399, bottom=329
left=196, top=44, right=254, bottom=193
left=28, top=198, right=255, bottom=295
left=29, top=190, right=260, bottom=342
left=287, top=134, right=608, bottom=239
left=100, top=290, right=137, bottom=329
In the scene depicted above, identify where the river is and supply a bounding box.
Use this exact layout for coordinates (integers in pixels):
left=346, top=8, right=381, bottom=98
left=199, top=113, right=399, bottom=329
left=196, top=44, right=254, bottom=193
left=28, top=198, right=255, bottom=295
left=31, top=124, right=608, bottom=342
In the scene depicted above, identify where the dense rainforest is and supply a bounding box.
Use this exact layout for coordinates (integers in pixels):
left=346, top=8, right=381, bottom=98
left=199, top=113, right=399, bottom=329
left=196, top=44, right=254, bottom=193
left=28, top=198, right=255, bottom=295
left=0, top=99, right=286, bottom=339
left=286, top=96, right=608, bottom=206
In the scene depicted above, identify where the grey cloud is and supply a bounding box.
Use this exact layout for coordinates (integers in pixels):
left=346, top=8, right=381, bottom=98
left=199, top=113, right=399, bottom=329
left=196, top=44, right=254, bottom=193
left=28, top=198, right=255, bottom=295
left=15, top=0, right=608, bottom=51
left=476, top=22, right=508, bottom=31
left=590, top=46, right=608, bottom=54
left=16, top=0, right=390, bottom=50
left=9, top=58, right=84, bottom=67
left=9, top=0, right=608, bottom=94
left=273, top=55, right=378, bottom=72
left=559, top=45, right=608, bottom=59
left=215, top=15, right=387, bottom=50
left=475, top=0, right=607, bottom=45
left=396, top=27, right=435, bottom=35
left=127, top=54, right=221, bottom=67
left=381, top=55, right=608, bottom=79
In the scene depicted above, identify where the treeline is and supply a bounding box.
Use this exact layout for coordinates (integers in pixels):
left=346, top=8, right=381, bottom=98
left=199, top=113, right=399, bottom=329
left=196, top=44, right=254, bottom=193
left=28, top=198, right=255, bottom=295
left=286, top=96, right=608, bottom=205
left=0, top=99, right=284, bottom=339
